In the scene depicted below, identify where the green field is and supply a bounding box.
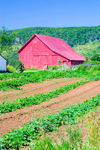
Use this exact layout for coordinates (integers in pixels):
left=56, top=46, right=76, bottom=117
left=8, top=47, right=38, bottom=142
left=0, top=67, right=100, bottom=149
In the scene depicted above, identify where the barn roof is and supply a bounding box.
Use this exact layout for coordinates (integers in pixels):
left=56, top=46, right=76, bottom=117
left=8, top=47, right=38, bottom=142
left=18, top=34, right=85, bottom=61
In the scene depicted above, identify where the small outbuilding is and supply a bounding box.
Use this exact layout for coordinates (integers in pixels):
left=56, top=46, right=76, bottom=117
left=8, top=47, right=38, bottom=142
left=0, top=55, right=7, bottom=71
left=18, top=34, right=85, bottom=69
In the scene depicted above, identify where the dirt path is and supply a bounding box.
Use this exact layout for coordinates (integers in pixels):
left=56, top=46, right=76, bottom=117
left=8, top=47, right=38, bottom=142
left=0, top=81, right=100, bottom=136
left=0, top=78, right=81, bottom=104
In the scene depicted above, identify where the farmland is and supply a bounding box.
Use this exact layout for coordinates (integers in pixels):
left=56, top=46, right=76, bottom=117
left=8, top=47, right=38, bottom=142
left=0, top=69, right=100, bottom=149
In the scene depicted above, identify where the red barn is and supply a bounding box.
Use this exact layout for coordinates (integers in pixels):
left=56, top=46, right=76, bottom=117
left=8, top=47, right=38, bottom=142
left=18, top=34, right=85, bottom=69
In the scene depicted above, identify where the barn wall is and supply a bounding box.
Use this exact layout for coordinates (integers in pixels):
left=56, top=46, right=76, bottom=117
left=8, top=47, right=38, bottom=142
left=19, top=36, right=69, bottom=69
left=0, top=55, right=7, bottom=71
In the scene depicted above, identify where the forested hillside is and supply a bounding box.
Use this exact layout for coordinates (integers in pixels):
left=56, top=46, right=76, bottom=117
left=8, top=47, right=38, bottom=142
left=2, top=26, right=100, bottom=66
left=9, top=26, right=100, bottom=47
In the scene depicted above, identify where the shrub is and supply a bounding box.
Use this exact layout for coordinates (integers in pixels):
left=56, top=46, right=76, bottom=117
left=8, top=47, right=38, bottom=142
left=6, top=65, right=15, bottom=73
left=84, top=60, right=100, bottom=65
left=76, top=65, right=88, bottom=71
left=30, top=66, right=37, bottom=70
left=91, top=54, right=100, bottom=61
left=18, top=61, right=25, bottom=73
left=89, top=65, right=100, bottom=72
left=48, top=65, right=61, bottom=70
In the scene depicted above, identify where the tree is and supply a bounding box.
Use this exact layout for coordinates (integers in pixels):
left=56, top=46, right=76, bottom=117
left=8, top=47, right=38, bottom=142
left=0, top=26, right=15, bottom=54
left=91, top=54, right=100, bottom=61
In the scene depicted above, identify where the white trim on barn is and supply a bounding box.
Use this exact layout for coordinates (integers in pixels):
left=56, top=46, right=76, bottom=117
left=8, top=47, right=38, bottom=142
left=0, top=55, right=7, bottom=71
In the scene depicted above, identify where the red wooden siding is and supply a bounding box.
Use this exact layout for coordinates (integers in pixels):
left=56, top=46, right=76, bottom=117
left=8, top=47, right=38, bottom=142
left=19, top=36, right=69, bottom=69
left=18, top=34, right=85, bottom=69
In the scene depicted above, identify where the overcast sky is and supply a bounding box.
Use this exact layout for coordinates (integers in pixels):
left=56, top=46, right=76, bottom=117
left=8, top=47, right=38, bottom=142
left=0, top=0, right=100, bottom=30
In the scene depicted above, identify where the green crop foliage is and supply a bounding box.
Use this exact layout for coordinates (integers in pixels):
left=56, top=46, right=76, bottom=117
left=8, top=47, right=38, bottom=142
left=0, top=95, right=100, bottom=149
left=0, top=79, right=87, bottom=114
left=0, top=69, right=90, bottom=90
left=0, top=68, right=100, bottom=91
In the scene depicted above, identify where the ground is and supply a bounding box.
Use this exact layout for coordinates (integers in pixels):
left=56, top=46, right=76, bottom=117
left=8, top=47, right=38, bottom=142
left=0, top=78, right=100, bottom=137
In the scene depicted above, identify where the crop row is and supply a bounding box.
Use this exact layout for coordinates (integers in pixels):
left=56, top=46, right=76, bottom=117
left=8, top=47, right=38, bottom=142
left=0, top=79, right=87, bottom=114
left=0, top=73, right=100, bottom=114
left=0, top=94, right=100, bottom=149
left=0, top=70, right=92, bottom=90
left=0, top=70, right=90, bottom=81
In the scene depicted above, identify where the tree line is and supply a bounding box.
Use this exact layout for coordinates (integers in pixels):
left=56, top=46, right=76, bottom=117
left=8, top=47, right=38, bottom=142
left=9, top=26, right=100, bottom=47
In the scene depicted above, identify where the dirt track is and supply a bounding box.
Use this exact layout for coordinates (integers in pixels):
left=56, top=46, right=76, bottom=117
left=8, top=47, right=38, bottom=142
left=0, top=80, right=100, bottom=136
left=0, top=78, right=81, bottom=104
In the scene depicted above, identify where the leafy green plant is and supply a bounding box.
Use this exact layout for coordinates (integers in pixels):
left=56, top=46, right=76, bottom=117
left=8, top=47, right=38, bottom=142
left=76, top=65, right=88, bottom=71
left=6, top=65, right=15, bottom=73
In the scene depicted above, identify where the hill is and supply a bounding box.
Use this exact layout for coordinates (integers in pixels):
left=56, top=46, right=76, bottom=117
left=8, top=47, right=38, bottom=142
left=9, top=26, right=100, bottom=47
left=73, top=40, right=100, bottom=58
left=2, top=26, right=100, bottom=66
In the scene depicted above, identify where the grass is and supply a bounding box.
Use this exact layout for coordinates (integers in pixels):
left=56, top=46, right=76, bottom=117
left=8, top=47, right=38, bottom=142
left=73, top=40, right=100, bottom=59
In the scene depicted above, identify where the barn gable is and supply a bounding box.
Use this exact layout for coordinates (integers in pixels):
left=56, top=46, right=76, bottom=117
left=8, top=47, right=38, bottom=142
left=18, top=35, right=68, bottom=69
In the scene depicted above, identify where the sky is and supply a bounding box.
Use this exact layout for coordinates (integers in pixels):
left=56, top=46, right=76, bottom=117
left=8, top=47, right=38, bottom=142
left=0, top=0, right=100, bottom=30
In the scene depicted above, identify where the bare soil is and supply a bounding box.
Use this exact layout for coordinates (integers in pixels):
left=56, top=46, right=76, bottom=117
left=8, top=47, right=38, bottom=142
left=0, top=78, right=81, bottom=104
left=0, top=80, right=100, bottom=136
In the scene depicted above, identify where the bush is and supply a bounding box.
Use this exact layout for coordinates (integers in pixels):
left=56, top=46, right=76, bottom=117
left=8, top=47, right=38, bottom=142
left=84, top=60, right=100, bottom=65
left=48, top=65, right=61, bottom=70
left=18, top=61, right=25, bottom=73
left=30, top=66, right=37, bottom=70
left=91, top=54, right=100, bottom=61
left=89, top=65, right=100, bottom=72
left=7, top=65, right=15, bottom=73
left=76, top=65, right=88, bottom=71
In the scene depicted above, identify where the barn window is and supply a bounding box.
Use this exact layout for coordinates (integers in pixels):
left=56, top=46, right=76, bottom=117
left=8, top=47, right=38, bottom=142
left=72, top=61, right=75, bottom=65
left=34, top=38, right=37, bottom=43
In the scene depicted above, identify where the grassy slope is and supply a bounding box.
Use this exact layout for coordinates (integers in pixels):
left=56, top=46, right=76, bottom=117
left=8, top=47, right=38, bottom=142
left=73, top=40, right=100, bottom=59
